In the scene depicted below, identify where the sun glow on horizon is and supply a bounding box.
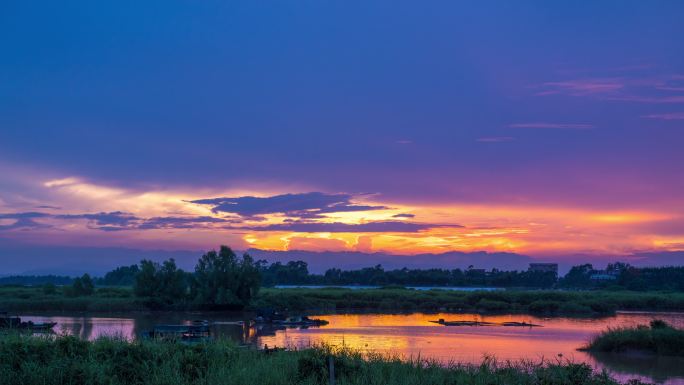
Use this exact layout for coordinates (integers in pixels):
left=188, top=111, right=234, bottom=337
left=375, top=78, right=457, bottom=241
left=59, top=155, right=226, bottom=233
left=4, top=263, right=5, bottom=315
left=0, top=174, right=678, bottom=258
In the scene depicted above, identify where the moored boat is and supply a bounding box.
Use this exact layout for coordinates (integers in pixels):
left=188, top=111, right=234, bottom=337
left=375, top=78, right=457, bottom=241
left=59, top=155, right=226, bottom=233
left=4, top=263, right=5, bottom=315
left=430, top=318, right=496, bottom=326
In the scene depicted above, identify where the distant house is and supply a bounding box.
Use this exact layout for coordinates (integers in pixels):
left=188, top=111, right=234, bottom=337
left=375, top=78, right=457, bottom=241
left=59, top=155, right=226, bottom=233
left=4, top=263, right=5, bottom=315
left=528, top=263, right=558, bottom=275
left=590, top=270, right=619, bottom=281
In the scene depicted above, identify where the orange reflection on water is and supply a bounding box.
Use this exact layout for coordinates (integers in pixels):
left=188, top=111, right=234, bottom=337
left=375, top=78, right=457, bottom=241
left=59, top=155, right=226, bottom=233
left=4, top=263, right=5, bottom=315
left=257, top=312, right=684, bottom=385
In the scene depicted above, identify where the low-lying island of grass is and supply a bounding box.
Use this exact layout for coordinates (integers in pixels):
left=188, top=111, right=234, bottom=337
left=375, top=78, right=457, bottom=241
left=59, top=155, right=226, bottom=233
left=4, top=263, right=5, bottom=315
left=0, top=333, right=652, bottom=385
left=582, top=320, right=684, bottom=356
left=2, top=285, right=684, bottom=315
left=253, top=287, right=684, bottom=315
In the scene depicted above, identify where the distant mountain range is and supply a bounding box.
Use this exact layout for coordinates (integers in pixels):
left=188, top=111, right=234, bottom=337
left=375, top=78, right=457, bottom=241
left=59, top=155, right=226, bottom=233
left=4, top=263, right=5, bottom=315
left=0, top=238, right=681, bottom=276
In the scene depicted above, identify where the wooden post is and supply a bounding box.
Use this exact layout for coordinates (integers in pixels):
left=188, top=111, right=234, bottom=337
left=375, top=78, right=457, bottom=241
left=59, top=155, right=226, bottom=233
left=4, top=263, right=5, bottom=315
left=328, top=355, right=335, bottom=385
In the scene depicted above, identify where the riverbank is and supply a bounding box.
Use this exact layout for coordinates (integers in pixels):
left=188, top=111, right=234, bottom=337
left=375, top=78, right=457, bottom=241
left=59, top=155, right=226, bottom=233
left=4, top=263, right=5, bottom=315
left=0, top=333, right=652, bottom=385
left=252, top=287, right=684, bottom=315
left=2, top=286, right=684, bottom=315
left=582, top=320, right=684, bottom=356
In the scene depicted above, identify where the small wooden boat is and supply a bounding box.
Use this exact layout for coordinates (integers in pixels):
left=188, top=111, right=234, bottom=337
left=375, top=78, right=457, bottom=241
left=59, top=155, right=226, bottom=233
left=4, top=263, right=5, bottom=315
left=501, top=321, right=542, bottom=327
left=145, top=324, right=210, bottom=340
left=28, top=322, right=57, bottom=331
left=274, top=316, right=329, bottom=326
left=1, top=313, right=57, bottom=331
left=430, top=319, right=495, bottom=326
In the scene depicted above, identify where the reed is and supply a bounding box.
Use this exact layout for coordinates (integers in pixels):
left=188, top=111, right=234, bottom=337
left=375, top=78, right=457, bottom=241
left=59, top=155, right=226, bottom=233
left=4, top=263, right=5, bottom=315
left=0, top=333, right=650, bottom=385
left=1, top=285, right=684, bottom=315
left=583, top=319, right=684, bottom=356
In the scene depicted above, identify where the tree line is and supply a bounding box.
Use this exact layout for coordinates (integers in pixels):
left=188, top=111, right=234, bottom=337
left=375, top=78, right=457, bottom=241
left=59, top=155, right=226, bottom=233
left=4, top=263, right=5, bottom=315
left=4, top=249, right=684, bottom=293
left=257, top=261, right=684, bottom=290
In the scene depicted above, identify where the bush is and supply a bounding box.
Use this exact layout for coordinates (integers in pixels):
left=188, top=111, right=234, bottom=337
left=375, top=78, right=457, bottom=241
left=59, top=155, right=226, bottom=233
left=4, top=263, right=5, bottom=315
left=476, top=299, right=509, bottom=312
left=528, top=300, right=560, bottom=314
left=42, top=283, right=57, bottom=295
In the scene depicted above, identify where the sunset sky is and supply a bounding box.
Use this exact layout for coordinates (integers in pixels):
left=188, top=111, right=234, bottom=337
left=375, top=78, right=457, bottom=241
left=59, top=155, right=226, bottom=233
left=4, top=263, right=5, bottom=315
left=1, top=1, right=684, bottom=268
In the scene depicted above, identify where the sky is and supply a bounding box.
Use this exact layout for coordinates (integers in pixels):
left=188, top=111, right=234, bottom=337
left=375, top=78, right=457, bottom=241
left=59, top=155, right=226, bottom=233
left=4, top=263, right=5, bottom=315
left=1, top=1, right=684, bottom=271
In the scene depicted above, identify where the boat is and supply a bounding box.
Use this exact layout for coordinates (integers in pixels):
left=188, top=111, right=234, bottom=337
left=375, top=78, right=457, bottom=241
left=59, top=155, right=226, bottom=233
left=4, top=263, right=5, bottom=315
left=430, top=319, right=496, bottom=326
left=0, top=312, right=22, bottom=328
left=501, top=321, right=542, bottom=327
left=27, top=322, right=57, bottom=331
left=254, top=309, right=328, bottom=327
left=274, top=316, right=329, bottom=326
left=1, top=312, right=57, bottom=331
left=145, top=323, right=211, bottom=341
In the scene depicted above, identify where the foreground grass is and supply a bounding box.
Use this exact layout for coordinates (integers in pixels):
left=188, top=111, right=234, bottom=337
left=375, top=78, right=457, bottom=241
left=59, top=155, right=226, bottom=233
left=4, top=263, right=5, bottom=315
left=0, top=333, right=649, bottom=385
left=583, top=320, right=684, bottom=356
left=253, top=287, right=684, bottom=315
left=2, top=285, right=684, bottom=315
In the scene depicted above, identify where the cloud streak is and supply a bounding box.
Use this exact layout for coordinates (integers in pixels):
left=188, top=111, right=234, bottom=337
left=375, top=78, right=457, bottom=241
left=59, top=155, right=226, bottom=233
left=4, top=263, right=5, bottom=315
left=190, top=192, right=389, bottom=219
left=244, top=221, right=457, bottom=233
left=642, top=112, right=684, bottom=120
left=509, top=123, right=594, bottom=129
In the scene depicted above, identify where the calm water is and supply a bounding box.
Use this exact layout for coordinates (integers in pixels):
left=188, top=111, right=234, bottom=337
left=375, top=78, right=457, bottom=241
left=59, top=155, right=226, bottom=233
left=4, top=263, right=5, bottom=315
left=20, top=311, right=684, bottom=384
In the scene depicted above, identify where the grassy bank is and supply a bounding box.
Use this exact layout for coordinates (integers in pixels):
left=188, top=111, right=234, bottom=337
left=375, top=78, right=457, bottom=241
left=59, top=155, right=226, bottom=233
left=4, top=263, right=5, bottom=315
left=0, top=286, right=148, bottom=312
left=0, top=333, right=650, bottom=385
left=253, top=287, right=684, bottom=315
left=2, top=285, right=684, bottom=315
left=583, top=320, right=684, bottom=356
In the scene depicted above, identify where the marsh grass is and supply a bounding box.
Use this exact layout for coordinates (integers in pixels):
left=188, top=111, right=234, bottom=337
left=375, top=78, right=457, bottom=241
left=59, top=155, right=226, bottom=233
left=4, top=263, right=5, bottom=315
left=2, top=285, right=684, bottom=315
left=253, top=287, right=684, bottom=315
left=583, top=320, right=684, bottom=356
left=0, top=333, right=650, bottom=385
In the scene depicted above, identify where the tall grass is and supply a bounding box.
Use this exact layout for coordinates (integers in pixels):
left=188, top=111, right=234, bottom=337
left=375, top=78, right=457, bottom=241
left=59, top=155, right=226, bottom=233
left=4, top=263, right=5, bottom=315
left=0, top=333, right=649, bottom=385
left=583, top=320, right=684, bottom=356
left=253, top=287, right=684, bottom=315
left=2, top=285, right=684, bottom=315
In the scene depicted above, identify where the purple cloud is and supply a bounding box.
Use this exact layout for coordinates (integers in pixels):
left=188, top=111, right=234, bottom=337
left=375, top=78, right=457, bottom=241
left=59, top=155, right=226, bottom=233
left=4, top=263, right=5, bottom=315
left=642, top=112, right=684, bottom=120
left=392, top=213, right=415, bottom=218
left=244, top=220, right=459, bottom=233
left=509, top=123, right=594, bottom=129
left=56, top=211, right=140, bottom=230
left=539, top=78, right=624, bottom=96
left=138, top=216, right=231, bottom=230
left=0, top=218, right=51, bottom=231
left=476, top=136, right=515, bottom=142
left=190, top=192, right=389, bottom=219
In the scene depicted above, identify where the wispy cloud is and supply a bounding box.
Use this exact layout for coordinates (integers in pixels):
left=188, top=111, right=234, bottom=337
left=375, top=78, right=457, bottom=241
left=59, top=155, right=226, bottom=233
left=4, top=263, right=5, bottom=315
left=392, top=213, right=415, bottom=218
left=538, top=78, right=624, bottom=96
left=476, top=136, right=515, bottom=142
left=509, top=123, right=594, bottom=129
left=535, top=71, right=684, bottom=105
left=245, top=221, right=457, bottom=233
left=642, top=112, right=684, bottom=120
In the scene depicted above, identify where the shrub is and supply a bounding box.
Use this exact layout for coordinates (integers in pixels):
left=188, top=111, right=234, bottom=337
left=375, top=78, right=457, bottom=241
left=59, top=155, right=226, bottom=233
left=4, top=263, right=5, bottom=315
left=528, top=300, right=560, bottom=314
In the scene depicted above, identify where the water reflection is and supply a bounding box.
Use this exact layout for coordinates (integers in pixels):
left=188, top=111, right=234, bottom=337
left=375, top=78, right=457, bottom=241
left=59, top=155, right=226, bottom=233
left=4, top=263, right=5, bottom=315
left=20, top=311, right=684, bottom=385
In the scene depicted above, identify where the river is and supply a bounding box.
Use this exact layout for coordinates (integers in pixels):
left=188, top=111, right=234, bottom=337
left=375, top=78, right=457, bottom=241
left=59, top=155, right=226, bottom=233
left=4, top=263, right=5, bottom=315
left=19, top=311, right=684, bottom=384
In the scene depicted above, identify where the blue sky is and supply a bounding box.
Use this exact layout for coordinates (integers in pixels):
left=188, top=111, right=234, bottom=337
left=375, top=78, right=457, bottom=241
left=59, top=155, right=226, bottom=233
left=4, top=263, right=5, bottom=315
left=1, top=1, right=684, bottom=269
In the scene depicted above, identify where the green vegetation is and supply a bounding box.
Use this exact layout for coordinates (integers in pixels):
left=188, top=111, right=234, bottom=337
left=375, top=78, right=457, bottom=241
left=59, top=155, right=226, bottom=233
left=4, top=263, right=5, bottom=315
left=583, top=320, right=684, bottom=356
left=253, top=287, right=684, bottom=314
left=64, top=274, right=95, bottom=297
left=0, top=285, right=145, bottom=312
left=0, top=333, right=650, bottom=385
left=1, top=285, right=684, bottom=315
left=191, top=246, right=261, bottom=308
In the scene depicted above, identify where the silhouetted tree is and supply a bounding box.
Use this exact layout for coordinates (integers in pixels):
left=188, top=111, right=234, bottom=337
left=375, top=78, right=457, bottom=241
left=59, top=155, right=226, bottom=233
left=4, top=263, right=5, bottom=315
left=133, top=259, right=187, bottom=303
left=192, top=246, right=260, bottom=306
left=68, top=274, right=94, bottom=296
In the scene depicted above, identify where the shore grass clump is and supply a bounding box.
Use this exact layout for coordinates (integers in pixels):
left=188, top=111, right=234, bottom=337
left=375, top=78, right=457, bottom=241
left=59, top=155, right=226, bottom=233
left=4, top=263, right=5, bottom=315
left=583, top=319, right=684, bottom=356
left=0, top=333, right=655, bottom=385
